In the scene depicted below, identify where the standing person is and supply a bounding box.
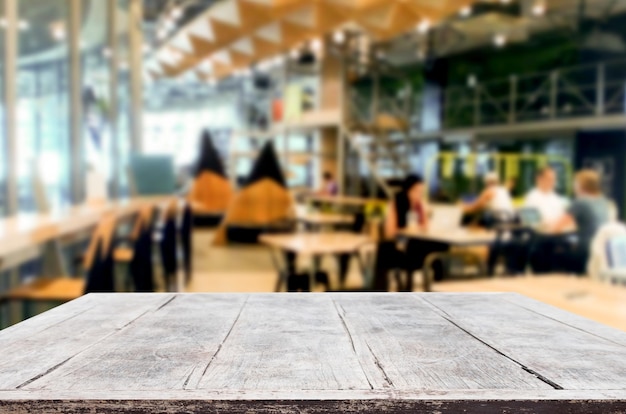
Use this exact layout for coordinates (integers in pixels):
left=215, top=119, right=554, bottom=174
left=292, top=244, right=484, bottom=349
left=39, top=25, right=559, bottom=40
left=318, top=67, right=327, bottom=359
left=524, top=167, right=568, bottom=226
left=462, top=172, right=514, bottom=227
left=550, top=169, right=611, bottom=274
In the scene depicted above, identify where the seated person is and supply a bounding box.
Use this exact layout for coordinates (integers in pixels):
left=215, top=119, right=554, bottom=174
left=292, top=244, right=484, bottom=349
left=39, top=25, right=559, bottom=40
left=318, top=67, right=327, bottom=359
left=318, top=171, right=339, bottom=197
left=373, top=175, right=446, bottom=291
left=524, top=166, right=568, bottom=227
left=549, top=169, right=611, bottom=275
left=461, top=172, right=514, bottom=227
left=385, top=175, right=428, bottom=238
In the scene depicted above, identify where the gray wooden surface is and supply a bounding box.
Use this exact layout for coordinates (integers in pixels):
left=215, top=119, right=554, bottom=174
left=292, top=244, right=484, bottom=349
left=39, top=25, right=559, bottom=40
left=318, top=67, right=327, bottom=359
left=0, top=292, right=625, bottom=413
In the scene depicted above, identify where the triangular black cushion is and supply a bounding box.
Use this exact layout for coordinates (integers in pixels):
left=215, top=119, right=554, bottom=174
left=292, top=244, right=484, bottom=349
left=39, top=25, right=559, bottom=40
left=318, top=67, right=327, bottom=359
left=195, top=130, right=226, bottom=178
left=245, top=141, right=286, bottom=188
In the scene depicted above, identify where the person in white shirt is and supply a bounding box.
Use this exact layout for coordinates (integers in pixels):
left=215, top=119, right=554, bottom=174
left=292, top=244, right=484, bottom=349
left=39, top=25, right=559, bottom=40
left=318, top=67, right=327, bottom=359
left=524, top=167, right=567, bottom=226
left=463, top=172, right=514, bottom=215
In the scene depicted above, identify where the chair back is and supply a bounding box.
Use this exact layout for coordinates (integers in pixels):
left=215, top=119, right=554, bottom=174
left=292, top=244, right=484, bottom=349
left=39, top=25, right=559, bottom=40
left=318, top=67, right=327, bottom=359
left=159, top=200, right=179, bottom=287
left=130, top=205, right=156, bottom=292
left=352, top=212, right=366, bottom=234
left=83, top=214, right=117, bottom=293
left=179, top=201, right=193, bottom=284
left=588, top=222, right=626, bottom=280
left=607, top=234, right=626, bottom=269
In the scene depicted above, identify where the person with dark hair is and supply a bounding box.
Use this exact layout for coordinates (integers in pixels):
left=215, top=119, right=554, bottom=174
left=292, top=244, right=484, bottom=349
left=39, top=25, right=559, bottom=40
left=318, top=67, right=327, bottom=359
left=372, top=175, right=447, bottom=292
left=384, top=174, right=428, bottom=238
left=319, top=171, right=339, bottom=196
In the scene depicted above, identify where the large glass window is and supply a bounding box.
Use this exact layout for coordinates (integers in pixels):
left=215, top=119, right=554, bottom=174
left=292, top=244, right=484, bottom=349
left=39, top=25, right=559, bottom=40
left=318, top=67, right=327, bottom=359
left=17, top=0, right=71, bottom=211
left=116, top=0, right=131, bottom=196
left=81, top=0, right=113, bottom=195
left=0, top=0, right=6, bottom=216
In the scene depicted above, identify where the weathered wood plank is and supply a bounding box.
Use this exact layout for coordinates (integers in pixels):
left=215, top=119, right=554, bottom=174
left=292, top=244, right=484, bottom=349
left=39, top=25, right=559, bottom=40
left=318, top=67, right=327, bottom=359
left=504, top=292, right=626, bottom=346
left=0, top=292, right=625, bottom=413
left=1, top=396, right=626, bottom=414
left=333, top=294, right=551, bottom=390
left=420, top=293, right=626, bottom=390
left=196, top=294, right=374, bottom=390
left=21, top=294, right=249, bottom=392
left=0, top=293, right=174, bottom=389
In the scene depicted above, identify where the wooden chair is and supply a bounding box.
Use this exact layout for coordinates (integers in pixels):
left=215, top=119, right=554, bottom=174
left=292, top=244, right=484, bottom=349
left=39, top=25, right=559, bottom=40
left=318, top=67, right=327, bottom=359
left=1, top=214, right=118, bottom=320
left=179, top=202, right=193, bottom=285
left=158, top=200, right=179, bottom=292
left=114, top=205, right=156, bottom=292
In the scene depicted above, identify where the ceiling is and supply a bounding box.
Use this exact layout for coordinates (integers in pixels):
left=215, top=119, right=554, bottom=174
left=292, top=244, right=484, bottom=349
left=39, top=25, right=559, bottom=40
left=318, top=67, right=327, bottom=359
left=146, top=0, right=626, bottom=81
left=147, top=0, right=475, bottom=80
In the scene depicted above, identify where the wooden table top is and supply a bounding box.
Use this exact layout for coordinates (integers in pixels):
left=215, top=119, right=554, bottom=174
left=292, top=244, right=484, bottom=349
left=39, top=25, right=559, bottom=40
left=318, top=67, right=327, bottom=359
left=0, top=293, right=624, bottom=412
left=400, top=228, right=497, bottom=246
left=435, top=275, right=626, bottom=332
left=0, top=197, right=172, bottom=258
left=295, top=211, right=354, bottom=226
left=306, top=195, right=386, bottom=206
left=260, top=232, right=371, bottom=255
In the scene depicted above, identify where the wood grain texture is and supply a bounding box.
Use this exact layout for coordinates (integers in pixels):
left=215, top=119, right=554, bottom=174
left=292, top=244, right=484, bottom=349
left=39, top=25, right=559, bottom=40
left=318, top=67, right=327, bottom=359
left=0, top=293, right=625, bottom=412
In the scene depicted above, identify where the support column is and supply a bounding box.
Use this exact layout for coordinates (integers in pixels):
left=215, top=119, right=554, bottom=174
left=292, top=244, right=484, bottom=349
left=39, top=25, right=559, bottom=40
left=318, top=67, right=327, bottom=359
left=69, top=0, right=84, bottom=204
left=108, top=0, right=120, bottom=198
left=4, top=0, right=17, bottom=215
left=129, top=0, right=144, bottom=153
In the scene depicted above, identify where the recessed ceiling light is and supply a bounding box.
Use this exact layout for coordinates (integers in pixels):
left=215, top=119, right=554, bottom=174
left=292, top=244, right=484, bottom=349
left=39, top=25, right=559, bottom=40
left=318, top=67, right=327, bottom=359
left=493, top=33, right=507, bottom=47
left=459, top=6, right=472, bottom=17
left=18, top=20, right=29, bottom=31
left=310, top=38, right=323, bottom=53
left=532, top=2, right=546, bottom=16
left=171, top=7, right=183, bottom=20
left=417, top=19, right=430, bottom=34
left=333, top=30, right=346, bottom=44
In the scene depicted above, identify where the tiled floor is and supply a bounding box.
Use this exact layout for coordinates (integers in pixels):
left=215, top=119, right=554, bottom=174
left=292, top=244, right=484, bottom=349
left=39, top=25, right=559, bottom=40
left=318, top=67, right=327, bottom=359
left=187, top=230, right=626, bottom=332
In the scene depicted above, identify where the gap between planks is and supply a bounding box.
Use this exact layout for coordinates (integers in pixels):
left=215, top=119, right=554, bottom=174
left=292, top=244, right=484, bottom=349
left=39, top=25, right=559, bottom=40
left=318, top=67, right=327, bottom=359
left=416, top=295, right=564, bottom=390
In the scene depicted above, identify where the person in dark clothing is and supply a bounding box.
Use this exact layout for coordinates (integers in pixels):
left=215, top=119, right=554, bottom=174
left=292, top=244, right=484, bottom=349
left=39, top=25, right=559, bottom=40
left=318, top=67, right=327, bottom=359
left=373, top=175, right=447, bottom=291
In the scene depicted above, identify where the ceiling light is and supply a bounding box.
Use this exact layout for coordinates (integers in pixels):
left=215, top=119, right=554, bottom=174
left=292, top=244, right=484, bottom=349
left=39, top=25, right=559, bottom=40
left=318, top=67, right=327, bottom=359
left=50, top=24, right=66, bottom=41
left=467, top=74, right=477, bottom=88
left=459, top=6, right=472, bottom=17
left=417, top=19, right=430, bottom=34
left=493, top=33, right=507, bottom=48
left=171, top=7, right=183, bottom=20
left=333, top=30, right=346, bottom=44
left=18, top=20, right=29, bottom=31
left=310, top=38, right=323, bottom=53
left=532, top=2, right=546, bottom=16
left=272, top=55, right=285, bottom=67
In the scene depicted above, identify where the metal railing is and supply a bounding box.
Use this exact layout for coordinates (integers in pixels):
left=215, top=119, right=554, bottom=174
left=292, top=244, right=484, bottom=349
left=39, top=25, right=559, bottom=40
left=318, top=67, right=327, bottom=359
left=442, top=59, right=626, bottom=129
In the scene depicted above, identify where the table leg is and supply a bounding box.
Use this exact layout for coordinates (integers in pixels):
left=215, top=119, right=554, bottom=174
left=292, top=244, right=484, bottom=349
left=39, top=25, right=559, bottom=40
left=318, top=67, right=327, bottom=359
left=268, top=248, right=287, bottom=292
